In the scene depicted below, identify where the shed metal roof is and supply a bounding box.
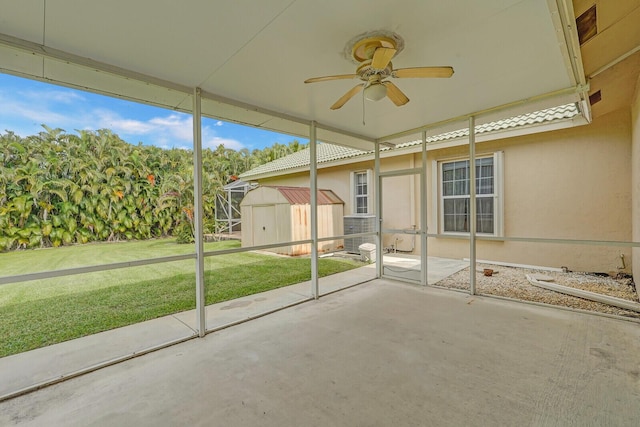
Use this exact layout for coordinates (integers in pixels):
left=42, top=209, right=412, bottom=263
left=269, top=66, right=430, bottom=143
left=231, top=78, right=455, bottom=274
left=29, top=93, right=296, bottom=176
left=266, top=186, right=344, bottom=205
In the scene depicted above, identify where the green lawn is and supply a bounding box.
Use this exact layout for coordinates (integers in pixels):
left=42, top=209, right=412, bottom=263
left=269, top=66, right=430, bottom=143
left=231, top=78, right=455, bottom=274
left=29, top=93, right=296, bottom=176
left=0, top=239, right=363, bottom=357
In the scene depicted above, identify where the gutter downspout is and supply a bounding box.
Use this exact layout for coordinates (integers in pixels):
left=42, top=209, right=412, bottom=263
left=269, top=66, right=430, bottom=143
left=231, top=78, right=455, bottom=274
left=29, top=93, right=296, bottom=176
left=526, top=275, right=640, bottom=313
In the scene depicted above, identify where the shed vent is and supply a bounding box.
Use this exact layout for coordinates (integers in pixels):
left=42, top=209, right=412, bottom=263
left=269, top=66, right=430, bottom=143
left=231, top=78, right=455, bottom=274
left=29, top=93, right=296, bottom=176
left=589, top=90, right=601, bottom=105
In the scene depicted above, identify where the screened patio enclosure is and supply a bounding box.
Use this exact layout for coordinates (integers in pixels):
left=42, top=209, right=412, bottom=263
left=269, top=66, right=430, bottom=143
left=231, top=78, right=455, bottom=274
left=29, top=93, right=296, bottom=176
left=215, top=180, right=257, bottom=234
left=2, top=0, right=640, bottom=400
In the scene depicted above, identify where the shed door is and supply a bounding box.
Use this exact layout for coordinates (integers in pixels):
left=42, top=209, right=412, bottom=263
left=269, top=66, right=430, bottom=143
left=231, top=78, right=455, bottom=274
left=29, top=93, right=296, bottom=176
left=252, top=205, right=277, bottom=246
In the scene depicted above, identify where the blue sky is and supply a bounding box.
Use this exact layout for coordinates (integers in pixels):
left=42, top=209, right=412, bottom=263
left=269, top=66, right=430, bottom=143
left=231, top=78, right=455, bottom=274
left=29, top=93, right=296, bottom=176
left=0, top=73, right=301, bottom=151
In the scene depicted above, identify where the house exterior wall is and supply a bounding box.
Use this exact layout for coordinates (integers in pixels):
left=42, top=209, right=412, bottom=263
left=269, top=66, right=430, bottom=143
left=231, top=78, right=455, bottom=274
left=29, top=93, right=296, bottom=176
left=252, top=109, right=632, bottom=272
left=632, top=73, right=640, bottom=284
left=425, top=108, right=632, bottom=273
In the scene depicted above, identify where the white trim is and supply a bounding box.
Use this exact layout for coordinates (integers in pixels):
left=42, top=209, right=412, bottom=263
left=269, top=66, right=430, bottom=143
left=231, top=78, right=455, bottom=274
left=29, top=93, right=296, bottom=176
left=494, top=151, right=505, bottom=237
left=349, top=171, right=355, bottom=213
left=436, top=154, right=502, bottom=237
left=367, top=169, right=374, bottom=214
left=351, top=169, right=373, bottom=215
left=431, top=159, right=439, bottom=234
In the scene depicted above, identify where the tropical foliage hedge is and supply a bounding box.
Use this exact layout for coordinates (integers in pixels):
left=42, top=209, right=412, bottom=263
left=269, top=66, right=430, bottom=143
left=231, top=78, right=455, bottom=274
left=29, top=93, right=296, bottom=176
left=0, top=126, right=304, bottom=251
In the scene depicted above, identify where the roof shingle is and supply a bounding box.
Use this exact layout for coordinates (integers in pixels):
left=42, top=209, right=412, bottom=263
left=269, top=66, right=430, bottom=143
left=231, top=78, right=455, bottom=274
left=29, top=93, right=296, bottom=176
left=241, top=103, right=579, bottom=179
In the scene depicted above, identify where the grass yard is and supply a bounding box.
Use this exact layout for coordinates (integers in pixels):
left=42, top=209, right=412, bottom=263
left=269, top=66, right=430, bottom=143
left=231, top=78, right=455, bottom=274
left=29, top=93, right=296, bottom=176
left=0, top=239, right=363, bottom=357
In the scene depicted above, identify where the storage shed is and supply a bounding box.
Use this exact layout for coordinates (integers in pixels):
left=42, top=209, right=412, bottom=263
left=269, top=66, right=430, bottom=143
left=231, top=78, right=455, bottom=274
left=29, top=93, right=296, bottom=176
left=240, top=186, right=344, bottom=256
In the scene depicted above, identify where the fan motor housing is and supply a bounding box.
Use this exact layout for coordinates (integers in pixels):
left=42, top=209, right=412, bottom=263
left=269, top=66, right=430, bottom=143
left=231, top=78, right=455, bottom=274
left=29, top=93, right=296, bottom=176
left=356, top=61, right=392, bottom=81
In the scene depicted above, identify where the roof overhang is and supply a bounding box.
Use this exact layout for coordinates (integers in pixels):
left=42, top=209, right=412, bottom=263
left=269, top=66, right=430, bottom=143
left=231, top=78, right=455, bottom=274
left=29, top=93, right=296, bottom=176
left=0, top=0, right=588, bottom=150
left=240, top=102, right=586, bottom=181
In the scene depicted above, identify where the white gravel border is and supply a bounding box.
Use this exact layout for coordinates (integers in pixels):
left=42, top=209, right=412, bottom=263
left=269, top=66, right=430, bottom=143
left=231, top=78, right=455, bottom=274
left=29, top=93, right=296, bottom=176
left=436, top=263, right=639, bottom=319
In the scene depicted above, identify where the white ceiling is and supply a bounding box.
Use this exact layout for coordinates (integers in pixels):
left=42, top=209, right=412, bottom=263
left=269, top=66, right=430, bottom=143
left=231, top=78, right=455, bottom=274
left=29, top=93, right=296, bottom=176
left=0, top=0, right=583, bottom=149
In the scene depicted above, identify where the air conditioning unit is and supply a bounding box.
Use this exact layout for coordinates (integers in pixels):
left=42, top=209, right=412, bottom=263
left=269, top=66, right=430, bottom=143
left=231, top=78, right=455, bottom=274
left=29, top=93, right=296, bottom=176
left=343, top=215, right=376, bottom=253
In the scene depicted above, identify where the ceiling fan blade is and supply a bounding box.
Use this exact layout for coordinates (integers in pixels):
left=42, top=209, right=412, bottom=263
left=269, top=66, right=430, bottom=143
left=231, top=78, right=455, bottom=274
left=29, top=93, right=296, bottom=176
left=393, top=66, right=454, bottom=78
left=383, top=81, right=409, bottom=106
left=330, top=84, right=364, bottom=110
left=304, top=74, right=357, bottom=83
left=371, top=47, right=397, bottom=70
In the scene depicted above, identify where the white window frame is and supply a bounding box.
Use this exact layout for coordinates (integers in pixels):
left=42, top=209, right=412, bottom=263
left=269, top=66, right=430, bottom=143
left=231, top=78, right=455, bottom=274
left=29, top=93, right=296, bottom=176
left=432, top=152, right=504, bottom=237
left=350, top=169, right=373, bottom=215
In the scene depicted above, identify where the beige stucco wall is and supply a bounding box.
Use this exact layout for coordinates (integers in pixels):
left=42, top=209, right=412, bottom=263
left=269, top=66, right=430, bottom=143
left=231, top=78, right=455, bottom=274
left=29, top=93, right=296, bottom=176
left=631, top=74, right=640, bottom=283
left=253, top=109, right=632, bottom=272
left=425, top=108, right=632, bottom=273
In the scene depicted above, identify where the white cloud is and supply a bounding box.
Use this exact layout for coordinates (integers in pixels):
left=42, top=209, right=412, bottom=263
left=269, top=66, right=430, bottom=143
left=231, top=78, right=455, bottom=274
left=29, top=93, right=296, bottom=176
left=95, top=109, right=155, bottom=135
left=0, top=84, right=248, bottom=150
left=203, top=136, right=244, bottom=150
left=0, top=93, right=71, bottom=126
left=92, top=111, right=245, bottom=150
left=21, top=89, right=85, bottom=104
left=149, top=114, right=194, bottom=141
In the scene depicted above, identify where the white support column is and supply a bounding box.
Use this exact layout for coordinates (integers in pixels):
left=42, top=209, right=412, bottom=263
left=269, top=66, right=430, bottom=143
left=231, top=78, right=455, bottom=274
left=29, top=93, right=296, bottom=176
left=468, top=116, right=477, bottom=295
left=193, top=87, right=206, bottom=336
left=420, top=131, right=428, bottom=286
left=310, top=121, right=319, bottom=299
left=374, top=142, right=382, bottom=278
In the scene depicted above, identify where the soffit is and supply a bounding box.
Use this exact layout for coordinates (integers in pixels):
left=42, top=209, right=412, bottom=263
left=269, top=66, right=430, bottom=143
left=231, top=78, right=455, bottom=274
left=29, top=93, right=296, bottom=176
left=574, top=0, right=640, bottom=118
left=0, top=0, right=578, bottom=148
left=588, top=51, right=640, bottom=119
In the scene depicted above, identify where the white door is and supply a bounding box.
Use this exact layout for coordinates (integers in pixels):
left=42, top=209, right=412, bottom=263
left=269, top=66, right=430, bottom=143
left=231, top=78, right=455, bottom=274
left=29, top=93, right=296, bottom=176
left=252, top=205, right=277, bottom=246
left=380, top=171, right=425, bottom=284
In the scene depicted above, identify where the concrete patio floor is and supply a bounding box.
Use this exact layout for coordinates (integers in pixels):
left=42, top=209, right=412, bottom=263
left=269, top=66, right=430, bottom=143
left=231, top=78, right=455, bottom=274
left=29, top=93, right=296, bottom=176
left=2, top=277, right=640, bottom=426
left=0, top=256, right=465, bottom=401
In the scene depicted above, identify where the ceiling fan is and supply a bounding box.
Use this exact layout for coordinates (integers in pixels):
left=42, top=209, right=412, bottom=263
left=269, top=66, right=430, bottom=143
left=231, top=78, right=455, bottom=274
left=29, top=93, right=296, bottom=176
left=304, top=35, right=454, bottom=110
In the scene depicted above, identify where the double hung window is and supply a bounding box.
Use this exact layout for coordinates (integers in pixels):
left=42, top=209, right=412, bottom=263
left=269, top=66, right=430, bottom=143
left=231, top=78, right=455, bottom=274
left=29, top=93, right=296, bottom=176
left=439, top=154, right=502, bottom=235
left=351, top=170, right=372, bottom=215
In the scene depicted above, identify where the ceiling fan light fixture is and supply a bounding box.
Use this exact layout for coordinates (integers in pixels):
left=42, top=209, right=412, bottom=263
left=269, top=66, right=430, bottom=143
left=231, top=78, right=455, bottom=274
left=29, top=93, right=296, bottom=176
left=305, top=32, right=452, bottom=110
left=364, top=83, right=387, bottom=101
